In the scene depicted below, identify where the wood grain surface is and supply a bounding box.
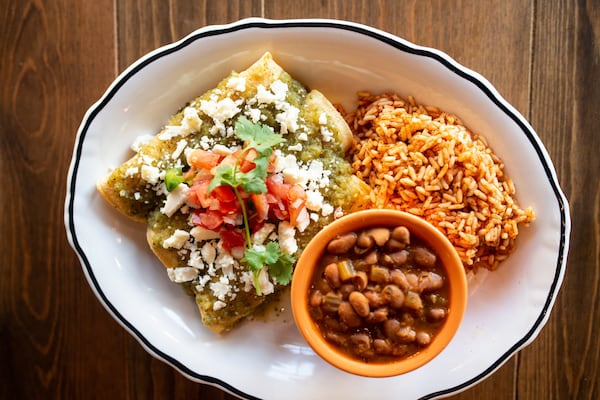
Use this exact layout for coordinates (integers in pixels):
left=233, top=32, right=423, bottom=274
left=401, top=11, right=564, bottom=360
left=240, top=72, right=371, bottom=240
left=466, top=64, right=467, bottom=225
left=1, top=0, right=598, bottom=399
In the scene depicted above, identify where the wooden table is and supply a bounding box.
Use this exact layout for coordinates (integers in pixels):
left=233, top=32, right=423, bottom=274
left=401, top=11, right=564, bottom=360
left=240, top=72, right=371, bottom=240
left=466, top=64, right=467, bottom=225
left=1, top=1, right=598, bottom=399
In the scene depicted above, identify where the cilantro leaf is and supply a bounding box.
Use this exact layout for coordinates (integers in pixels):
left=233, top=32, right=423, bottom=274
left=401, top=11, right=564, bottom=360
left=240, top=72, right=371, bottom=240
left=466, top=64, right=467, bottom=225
left=266, top=244, right=295, bottom=285
left=235, top=117, right=285, bottom=153
left=207, top=164, right=236, bottom=193
left=237, top=171, right=266, bottom=194
left=242, top=242, right=295, bottom=288
left=241, top=248, right=267, bottom=273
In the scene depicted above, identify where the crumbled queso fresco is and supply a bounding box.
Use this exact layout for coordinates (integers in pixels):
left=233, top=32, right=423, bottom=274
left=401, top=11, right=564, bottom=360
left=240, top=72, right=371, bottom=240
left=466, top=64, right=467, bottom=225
left=122, top=76, right=343, bottom=311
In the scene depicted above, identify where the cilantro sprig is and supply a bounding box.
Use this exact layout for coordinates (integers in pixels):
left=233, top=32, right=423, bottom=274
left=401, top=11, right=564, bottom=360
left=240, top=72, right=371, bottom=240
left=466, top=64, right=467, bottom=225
left=208, top=117, right=295, bottom=295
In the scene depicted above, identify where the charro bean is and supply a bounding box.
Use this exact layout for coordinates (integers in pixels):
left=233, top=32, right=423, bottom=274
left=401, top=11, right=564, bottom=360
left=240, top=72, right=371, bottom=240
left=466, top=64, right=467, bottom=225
left=310, top=290, right=323, bottom=307
left=366, top=307, right=389, bottom=324
left=428, top=307, right=447, bottom=320
left=391, top=226, right=410, bottom=244
left=356, top=231, right=375, bottom=249
left=404, top=291, right=424, bottom=312
left=373, top=339, right=392, bottom=355
left=390, top=269, right=409, bottom=291
left=308, top=224, right=449, bottom=362
left=418, top=271, right=444, bottom=292
left=364, top=250, right=379, bottom=265
left=327, top=232, right=358, bottom=254
left=383, top=318, right=401, bottom=339
left=338, top=301, right=362, bottom=328
left=412, top=246, right=437, bottom=268
left=350, top=333, right=371, bottom=351
left=381, top=284, right=405, bottom=308
left=340, top=283, right=355, bottom=299
left=324, top=263, right=341, bottom=288
left=416, top=331, right=431, bottom=346
left=396, top=326, right=416, bottom=343
left=386, top=238, right=406, bottom=252
left=405, top=272, right=419, bottom=291
left=389, top=249, right=409, bottom=265
left=366, top=227, right=390, bottom=246
left=353, top=271, right=368, bottom=290
left=349, top=291, right=370, bottom=317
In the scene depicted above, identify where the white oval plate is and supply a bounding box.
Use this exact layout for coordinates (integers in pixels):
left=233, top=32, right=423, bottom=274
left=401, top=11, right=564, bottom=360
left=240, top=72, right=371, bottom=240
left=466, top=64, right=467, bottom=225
left=65, top=18, right=570, bottom=400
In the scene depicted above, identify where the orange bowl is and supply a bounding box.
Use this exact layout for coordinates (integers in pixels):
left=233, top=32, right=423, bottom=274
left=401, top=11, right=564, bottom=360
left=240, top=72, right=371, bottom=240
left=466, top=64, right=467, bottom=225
left=291, top=209, right=468, bottom=377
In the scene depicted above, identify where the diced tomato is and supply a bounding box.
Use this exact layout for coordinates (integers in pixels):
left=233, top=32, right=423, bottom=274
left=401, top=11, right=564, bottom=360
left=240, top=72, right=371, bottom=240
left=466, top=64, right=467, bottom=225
left=288, top=199, right=306, bottom=227
left=272, top=206, right=289, bottom=221
left=249, top=217, right=265, bottom=233
left=250, top=193, right=269, bottom=222
left=267, top=153, right=277, bottom=173
left=244, top=148, right=258, bottom=162
left=212, top=185, right=237, bottom=203
left=219, top=200, right=241, bottom=215
left=220, top=228, right=246, bottom=254
left=218, top=152, right=240, bottom=169
left=239, top=158, right=256, bottom=173
left=187, top=149, right=221, bottom=170
left=193, top=209, right=223, bottom=230
left=266, top=175, right=290, bottom=200
left=188, top=179, right=215, bottom=209
left=265, top=193, right=278, bottom=204
left=288, top=185, right=307, bottom=202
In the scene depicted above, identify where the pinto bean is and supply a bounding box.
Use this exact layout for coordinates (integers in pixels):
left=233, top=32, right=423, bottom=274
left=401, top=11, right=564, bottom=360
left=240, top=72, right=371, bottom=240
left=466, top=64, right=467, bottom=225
left=390, top=269, right=409, bottom=291
left=356, top=231, right=375, bottom=249
left=350, top=333, right=372, bottom=353
left=391, top=226, right=410, bottom=244
left=381, top=284, right=405, bottom=308
left=364, top=290, right=384, bottom=308
left=324, top=316, right=345, bottom=332
left=383, top=318, right=401, bottom=340
left=380, top=254, right=394, bottom=266
left=309, top=290, right=324, bottom=307
left=338, top=301, right=362, bottom=328
left=373, top=339, right=392, bottom=355
left=396, top=326, right=416, bottom=343
left=404, top=291, right=424, bottom=312
left=418, top=271, right=444, bottom=292
left=412, top=246, right=437, bottom=268
left=366, top=227, right=391, bottom=247
left=353, top=271, right=369, bottom=291
left=416, top=331, right=431, bottom=346
left=349, top=291, right=370, bottom=317
left=386, top=238, right=406, bottom=252
left=327, top=232, right=358, bottom=254
left=366, top=307, right=389, bottom=324
left=325, top=331, right=345, bottom=346
left=389, top=250, right=409, bottom=266
left=428, top=307, right=447, bottom=320
left=339, top=283, right=355, bottom=299
left=364, top=250, right=379, bottom=265
left=324, top=263, right=341, bottom=288
left=405, top=272, right=419, bottom=291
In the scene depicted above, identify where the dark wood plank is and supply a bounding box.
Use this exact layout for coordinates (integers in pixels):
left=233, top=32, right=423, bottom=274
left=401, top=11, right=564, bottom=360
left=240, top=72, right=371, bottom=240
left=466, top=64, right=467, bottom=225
left=0, top=1, right=121, bottom=399
left=116, top=0, right=263, bottom=70
left=518, top=1, right=600, bottom=399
